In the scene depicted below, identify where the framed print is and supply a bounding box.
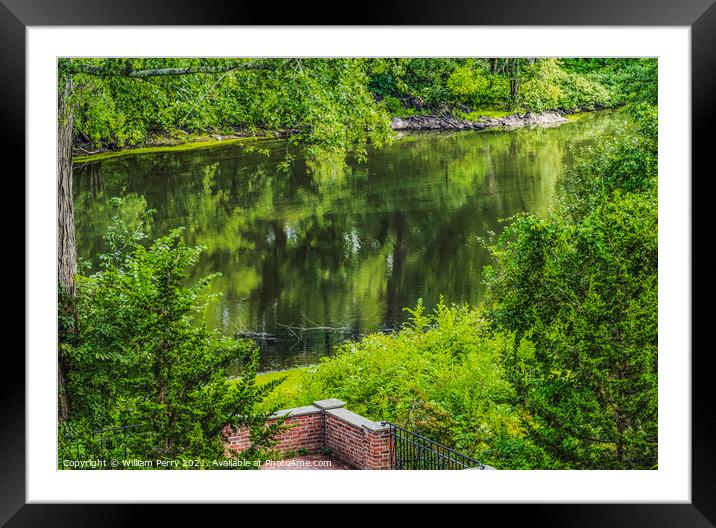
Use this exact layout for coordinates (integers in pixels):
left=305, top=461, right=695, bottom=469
left=3, top=0, right=713, bottom=524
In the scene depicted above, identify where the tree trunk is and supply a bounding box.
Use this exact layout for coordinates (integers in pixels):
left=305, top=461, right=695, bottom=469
left=509, top=59, right=521, bottom=100
left=58, top=78, right=76, bottom=298
left=58, top=75, right=76, bottom=422
left=58, top=360, right=70, bottom=422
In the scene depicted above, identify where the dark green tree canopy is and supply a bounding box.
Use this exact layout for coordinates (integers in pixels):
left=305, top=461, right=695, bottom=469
left=483, top=92, right=658, bottom=469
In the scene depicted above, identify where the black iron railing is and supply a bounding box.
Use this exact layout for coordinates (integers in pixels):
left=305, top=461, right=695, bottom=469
left=381, top=421, right=485, bottom=470
left=63, top=424, right=149, bottom=462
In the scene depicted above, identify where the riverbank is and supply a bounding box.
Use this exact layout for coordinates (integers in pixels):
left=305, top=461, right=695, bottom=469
left=390, top=110, right=569, bottom=132
left=72, top=132, right=277, bottom=164
left=72, top=109, right=604, bottom=164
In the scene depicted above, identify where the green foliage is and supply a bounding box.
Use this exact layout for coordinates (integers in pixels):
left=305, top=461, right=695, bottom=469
left=562, top=58, right=657, bottom=107
left=370, top=57, right=616, bottom=115
left=515, top=59, right=613, bottom=112
left=483, top=106, right=658, bottom=469
left=254, top=368, right=305, bottom=413
left=294, top=300, right=551, bottom=469
left=372, top=58, right=463, bottom=108
left=609, top=59, right=658, bottom=106
left=518, top=59, right=564, bottom=112
left=559, top=105, right=657, bottom=222
left=558, top=72, right=613, bottom=111
left=63, top=57, right=653, bottom=156
left=61, top=200, right=283, bottom=466
left=65, top=58, right=392, bottom=159
left=381, top=95, right=405, bottom=116
left=446, top=64, right=490, bottom=107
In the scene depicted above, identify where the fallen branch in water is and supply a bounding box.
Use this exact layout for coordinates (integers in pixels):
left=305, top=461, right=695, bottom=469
left=276, top=321, right=351, bottom=335
left=235, top=330, right=277, bottom=342
left=276, top=312, right=351, bottom=340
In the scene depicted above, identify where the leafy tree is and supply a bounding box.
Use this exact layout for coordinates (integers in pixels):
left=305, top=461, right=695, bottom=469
left=447, top=62, right=491, bottom=108
left=518, top=59, right=564, bottom=111
left=62, top=203, right=283, bottom=463
left=561, top=58, right=657, bottom=107
left=64, top=58, right=392, bottom=156
left=558, top=103, right=657, bottom=222
left=367, top=58, right=477, bottom=111
left=483, top=106, right=658, bottom=469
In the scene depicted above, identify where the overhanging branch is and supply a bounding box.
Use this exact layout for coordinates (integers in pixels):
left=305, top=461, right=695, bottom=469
left=67, top=60, right=273, bottom=78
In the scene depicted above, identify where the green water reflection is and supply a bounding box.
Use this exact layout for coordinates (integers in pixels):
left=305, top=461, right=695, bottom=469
left=74, top=110, right=632, bottom=369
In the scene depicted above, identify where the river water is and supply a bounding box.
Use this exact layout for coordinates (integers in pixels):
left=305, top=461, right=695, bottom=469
left=74, top=110, right=632, bottom=370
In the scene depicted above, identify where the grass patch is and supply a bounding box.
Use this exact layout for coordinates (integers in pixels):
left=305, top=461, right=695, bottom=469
left=563, top=111, right=593, bottom=121
left=463, top=108, right=512, bottom=120
left=255, top=367, right=309, bottom=412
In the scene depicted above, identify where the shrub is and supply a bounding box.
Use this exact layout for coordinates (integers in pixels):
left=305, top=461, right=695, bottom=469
left=381, top=95, right=405, bottom=116
left=447, top=65, right=489, bottom=108
left=295, top=300, right=550, bottom=469
left=483, top=106, right=658, bottom=469
left=61, top=202, right=283, bottom=466
left=558, top=73, right=613, bottom=111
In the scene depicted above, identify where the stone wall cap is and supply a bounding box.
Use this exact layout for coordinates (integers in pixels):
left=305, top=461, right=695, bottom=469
left=326, top=407, right=389, bottom=431
left=313, top=398, right=346, bottom=410
left=270, top=405, right=322, bottom=418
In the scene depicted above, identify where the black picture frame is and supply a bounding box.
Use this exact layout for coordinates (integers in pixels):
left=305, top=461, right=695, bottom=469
left=2, top=0, right=711, bottom=524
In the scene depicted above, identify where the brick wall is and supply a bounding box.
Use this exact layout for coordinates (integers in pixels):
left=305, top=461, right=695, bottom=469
left=226, top=405, right=325, bottom=454
left=324, top=409, right=391, bottom=470
left=226, top=399, right=392, bottom=469
left=366, top=427, right=392, bottom=470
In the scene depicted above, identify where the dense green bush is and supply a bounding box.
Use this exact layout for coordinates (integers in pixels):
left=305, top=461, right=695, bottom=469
left=559, top=104, right=657, bottom=222
left=482, top=104, right=658, bottom=470
left=517, top=59, right=613, bottom=112
left=60, top=202, right=283, bottom=467
left=517, top=59, right=564, bottom=112
left=446, top=63, right=491, bottom=107
left=562, top=58, right=657, bottom=107
left=483, top=195, right=657, bottom=469
left=294, top=300, right=553, bottom=469
left=558, top=73, right=613, bottom=111
left=381, top=95, right=405, bottom=115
